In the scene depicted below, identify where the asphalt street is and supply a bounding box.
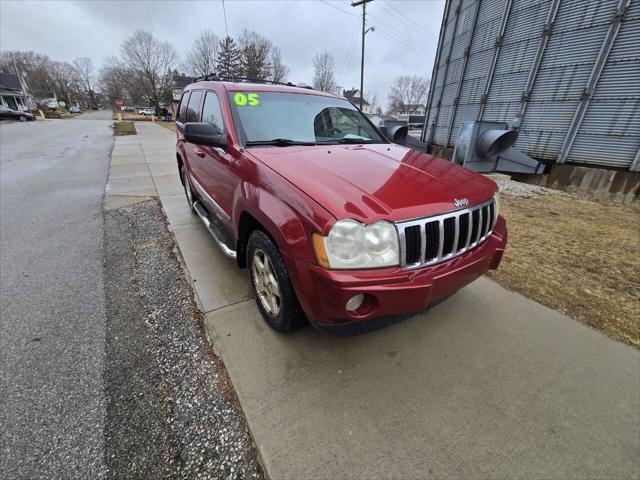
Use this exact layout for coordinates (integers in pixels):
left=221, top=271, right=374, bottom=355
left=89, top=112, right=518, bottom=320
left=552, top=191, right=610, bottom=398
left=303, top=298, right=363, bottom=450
left=0, top=111, right=112, bottom=478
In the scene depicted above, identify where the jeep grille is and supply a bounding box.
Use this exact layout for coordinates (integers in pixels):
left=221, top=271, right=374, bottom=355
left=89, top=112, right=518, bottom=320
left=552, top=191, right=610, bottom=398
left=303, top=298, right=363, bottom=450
left=397, top=198, right=496, bottom=269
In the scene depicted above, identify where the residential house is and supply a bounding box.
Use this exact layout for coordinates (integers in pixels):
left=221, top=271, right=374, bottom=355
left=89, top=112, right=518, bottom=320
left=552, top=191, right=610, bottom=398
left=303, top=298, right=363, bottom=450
left=171, top=74, right=195, bottom=117
left=0, top=72, right=34, bottom=111
left=392, top=104, right=426, bottom=115
left=343, top=89, right=371, bottom=113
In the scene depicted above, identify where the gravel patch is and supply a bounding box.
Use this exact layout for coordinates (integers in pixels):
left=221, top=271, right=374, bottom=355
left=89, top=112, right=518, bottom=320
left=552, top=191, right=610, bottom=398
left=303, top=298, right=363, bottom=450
left=104, top=199, right=263, bottom=479
left=496, top=179, right=569, bottom=198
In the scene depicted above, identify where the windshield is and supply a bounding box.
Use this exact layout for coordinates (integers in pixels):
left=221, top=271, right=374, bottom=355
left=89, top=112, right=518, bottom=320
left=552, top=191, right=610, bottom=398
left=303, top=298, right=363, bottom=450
left=227, top=91, right=386, bottom=146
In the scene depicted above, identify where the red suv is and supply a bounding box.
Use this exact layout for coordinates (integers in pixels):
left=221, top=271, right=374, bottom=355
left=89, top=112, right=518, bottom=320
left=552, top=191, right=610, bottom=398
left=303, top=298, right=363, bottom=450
left=176, top=78, right=507, bottom=334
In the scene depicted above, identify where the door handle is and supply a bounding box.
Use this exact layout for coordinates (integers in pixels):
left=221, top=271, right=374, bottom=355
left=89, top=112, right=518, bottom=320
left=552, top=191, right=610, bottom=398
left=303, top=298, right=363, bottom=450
left=193, top=147, right=205, bottom=158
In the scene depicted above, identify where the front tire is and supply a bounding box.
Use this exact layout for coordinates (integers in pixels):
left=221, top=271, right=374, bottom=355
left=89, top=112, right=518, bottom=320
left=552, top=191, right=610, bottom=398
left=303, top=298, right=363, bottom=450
left=247, top=230, right=306, bottom=332
left=19, top=116, right=27, bottom=122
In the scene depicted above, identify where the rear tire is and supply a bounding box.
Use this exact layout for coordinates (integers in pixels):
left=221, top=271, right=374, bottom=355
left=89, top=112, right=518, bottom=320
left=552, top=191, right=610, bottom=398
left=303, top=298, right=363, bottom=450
left=180, top=165, right=196, bottom=213
left=247, top=230, right=306, bottom=332
left=19, top=116, right=27, bottom=122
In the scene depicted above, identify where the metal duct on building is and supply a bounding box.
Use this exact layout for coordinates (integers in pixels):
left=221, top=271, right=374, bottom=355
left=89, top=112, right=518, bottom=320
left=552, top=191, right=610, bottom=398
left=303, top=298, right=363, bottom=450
left=422, top=0, right=640, bottom=171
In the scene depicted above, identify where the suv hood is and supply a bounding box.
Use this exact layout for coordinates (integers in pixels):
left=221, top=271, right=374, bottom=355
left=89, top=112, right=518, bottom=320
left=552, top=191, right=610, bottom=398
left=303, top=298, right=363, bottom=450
left=247, top=144, right=497, bottom=223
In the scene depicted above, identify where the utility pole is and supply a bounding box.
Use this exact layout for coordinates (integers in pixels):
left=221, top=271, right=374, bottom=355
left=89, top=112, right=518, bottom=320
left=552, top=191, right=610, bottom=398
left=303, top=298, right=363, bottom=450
left=352, top=0, right=374, bottom=111
left=9, top=52, right=32, bottom=110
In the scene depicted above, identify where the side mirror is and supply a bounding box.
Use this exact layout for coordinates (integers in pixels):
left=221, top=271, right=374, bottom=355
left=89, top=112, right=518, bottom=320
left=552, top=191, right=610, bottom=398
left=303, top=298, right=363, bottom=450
left=184, top=122, right=228, bottom=149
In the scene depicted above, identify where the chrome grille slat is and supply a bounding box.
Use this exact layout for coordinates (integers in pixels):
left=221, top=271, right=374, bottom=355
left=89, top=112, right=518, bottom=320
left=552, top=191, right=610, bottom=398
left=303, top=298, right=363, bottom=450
left=437, top=220, right=445, bottom=259
left=419, top=223, right=426, bottom=264
left=396, top=198, right=496, bottom=269
left=452, top=216, right=460, bottom=259
left=465, top=212, right=473, bottom=249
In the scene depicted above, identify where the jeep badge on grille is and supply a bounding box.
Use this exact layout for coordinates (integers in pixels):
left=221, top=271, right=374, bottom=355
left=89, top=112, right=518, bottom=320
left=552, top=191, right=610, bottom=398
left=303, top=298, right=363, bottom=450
left=454, top=198, right=469, bottom=207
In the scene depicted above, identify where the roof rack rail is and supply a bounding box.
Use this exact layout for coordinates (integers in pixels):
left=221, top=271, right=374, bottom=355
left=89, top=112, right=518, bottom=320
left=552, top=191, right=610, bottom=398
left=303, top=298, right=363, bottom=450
left=191, top=74, right=314, bottom=90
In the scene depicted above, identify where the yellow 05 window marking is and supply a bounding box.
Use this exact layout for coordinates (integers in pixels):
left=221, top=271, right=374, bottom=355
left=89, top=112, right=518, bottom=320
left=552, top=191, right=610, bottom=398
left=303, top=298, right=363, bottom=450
left=234, top=93, right=260, bottom=106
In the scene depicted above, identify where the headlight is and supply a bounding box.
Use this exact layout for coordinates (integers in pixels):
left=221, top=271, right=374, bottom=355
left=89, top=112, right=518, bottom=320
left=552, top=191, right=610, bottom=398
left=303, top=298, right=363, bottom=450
left=313, top=219, right=399, bottom=269
left=493, top=192, right=500, bottom=226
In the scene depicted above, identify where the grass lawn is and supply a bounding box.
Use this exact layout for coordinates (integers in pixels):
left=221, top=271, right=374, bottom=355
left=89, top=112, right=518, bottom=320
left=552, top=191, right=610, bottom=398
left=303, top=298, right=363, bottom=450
left=115, top=112, right=156, bottom=122
left=488, top=194, right=639, bottom=348
left=157, top=122, right=176, bottom=132
left=113, top=121, right=136, bottom=136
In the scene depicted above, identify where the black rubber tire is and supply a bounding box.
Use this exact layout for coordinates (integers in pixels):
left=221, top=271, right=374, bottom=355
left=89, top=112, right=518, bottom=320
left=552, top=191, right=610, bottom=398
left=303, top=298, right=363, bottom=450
left=247, top=230, right=307, bottom=332
left=19, top=116, right=27, bottom=122
left=180, top=165, right=197, bottom=213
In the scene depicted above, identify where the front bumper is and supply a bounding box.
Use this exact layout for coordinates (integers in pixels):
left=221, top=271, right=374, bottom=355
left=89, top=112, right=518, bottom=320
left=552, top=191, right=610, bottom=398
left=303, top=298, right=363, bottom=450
left=283, top=216, right=507, bottom=333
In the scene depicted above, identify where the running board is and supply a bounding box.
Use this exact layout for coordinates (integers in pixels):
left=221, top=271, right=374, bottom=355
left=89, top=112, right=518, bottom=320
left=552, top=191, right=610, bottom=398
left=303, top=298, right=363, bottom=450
left=193, top=201, right=237, bottom=259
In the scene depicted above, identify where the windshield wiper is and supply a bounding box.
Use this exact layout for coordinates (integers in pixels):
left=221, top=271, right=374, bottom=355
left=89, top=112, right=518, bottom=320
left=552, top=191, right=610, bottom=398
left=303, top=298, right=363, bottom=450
left=246, top=138, right=317, bottom=147
left=319, top=138, right=380, bottom=145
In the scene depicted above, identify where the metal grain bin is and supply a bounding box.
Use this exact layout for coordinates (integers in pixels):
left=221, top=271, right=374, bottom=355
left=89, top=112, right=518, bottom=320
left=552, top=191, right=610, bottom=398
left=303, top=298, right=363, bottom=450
left=422, top=0, right=640, bottom=171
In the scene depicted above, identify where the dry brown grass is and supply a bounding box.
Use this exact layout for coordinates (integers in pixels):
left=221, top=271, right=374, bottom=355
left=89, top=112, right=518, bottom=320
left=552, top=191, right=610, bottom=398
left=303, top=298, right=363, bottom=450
left=488, top=195, right=640, bottom=348
left=113, top=121, right=136, bottom=136
left=112, top=112, right=157, bottom=121
left=121, top=112, right=153, bottom=121
left=157, top=121, right=176, bottom=132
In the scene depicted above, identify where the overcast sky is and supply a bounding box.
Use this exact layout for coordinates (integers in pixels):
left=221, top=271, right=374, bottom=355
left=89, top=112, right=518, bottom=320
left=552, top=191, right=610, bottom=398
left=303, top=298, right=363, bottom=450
left=0, top=0, right=444, bottom=108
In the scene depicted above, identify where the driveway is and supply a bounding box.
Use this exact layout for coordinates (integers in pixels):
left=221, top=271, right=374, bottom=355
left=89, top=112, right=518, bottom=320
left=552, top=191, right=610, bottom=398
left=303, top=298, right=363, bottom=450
left=0, top=113, right=112, bottom=477
left=128, top=122, right=640, bottom=479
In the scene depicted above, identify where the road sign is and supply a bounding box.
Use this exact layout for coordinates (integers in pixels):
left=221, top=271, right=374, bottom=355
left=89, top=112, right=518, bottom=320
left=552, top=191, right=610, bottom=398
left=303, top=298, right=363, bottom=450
left=114, top=99, right=123, bottom=107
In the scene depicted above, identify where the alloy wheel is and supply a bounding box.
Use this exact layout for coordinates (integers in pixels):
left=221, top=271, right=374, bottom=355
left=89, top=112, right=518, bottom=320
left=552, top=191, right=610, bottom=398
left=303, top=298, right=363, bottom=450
left=252, top=248, right=281, bottom=316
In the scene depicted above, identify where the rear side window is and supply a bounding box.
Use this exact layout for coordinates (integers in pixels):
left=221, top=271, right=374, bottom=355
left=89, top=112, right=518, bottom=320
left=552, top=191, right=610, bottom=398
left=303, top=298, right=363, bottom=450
left=201, top=91, right=225, bottom=135
left=186, top=90, right=203, bottom=123
left=178, top=91, right=190, bottom=123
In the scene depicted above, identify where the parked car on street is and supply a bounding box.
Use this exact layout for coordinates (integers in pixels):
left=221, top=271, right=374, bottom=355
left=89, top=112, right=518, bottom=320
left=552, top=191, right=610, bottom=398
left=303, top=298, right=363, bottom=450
left=0, top=105, right=35, bottom=122
left=176, top=79, right=507, bottom=334
left=69, top=105, right=81, bottom=113
left=139, top=108, right=154, bottom=116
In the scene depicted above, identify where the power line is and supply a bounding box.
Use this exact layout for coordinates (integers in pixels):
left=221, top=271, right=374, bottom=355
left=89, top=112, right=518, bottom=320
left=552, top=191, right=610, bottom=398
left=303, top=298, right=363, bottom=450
left=380, top=0, right=440, bottom=38
left=319, top=0, right=359, bottom=17
left=373, top=28, right=430, bottom=59
left=317, top=1, right=431, bottom=59
left=366, top=20, right=429, bottom=58
left=341, top=18, right=361, bottom=87
left=367, top=12, right=437, bottom=49
left=368, top=21, right=429, bottom=58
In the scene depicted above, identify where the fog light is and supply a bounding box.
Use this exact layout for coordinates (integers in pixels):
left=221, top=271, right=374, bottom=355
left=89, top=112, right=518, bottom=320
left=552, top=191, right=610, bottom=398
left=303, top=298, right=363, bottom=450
left=346, top=294, right=364, bottom=312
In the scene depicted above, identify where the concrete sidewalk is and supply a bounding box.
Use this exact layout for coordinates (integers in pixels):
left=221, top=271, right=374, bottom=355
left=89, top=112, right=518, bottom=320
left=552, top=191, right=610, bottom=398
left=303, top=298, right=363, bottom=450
left=106, top=122, right=640, bottom=480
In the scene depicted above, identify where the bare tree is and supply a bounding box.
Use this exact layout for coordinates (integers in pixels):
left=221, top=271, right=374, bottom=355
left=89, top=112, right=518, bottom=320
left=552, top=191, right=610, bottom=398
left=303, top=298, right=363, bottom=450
left=121, top=30, right=178, bottom=110
left=73, top=57, right=95, bottom=106
left=270, top=46, right=288, bottom=83
left=367, top=91, right=379, bottom=113
left=185, top=30, right=219, bottom=77
left=312, top=51, right=337, bottom=92
left=387, top=75, right=430, bottom=114
left=99, top=56, right=128, bottom=107
left=50, top=61, right=81, bottom=106
left=238, top=29, right=272, bottom=80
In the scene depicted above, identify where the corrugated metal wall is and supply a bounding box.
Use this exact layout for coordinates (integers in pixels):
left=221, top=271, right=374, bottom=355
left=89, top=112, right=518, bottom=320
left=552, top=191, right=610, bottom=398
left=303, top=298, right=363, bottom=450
left=422, top=0, right=640, bottom=171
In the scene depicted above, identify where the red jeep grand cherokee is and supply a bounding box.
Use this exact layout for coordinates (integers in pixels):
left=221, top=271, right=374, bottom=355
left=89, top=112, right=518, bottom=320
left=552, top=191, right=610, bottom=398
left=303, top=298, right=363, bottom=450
left=176, top=79, right=507, bottom=334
